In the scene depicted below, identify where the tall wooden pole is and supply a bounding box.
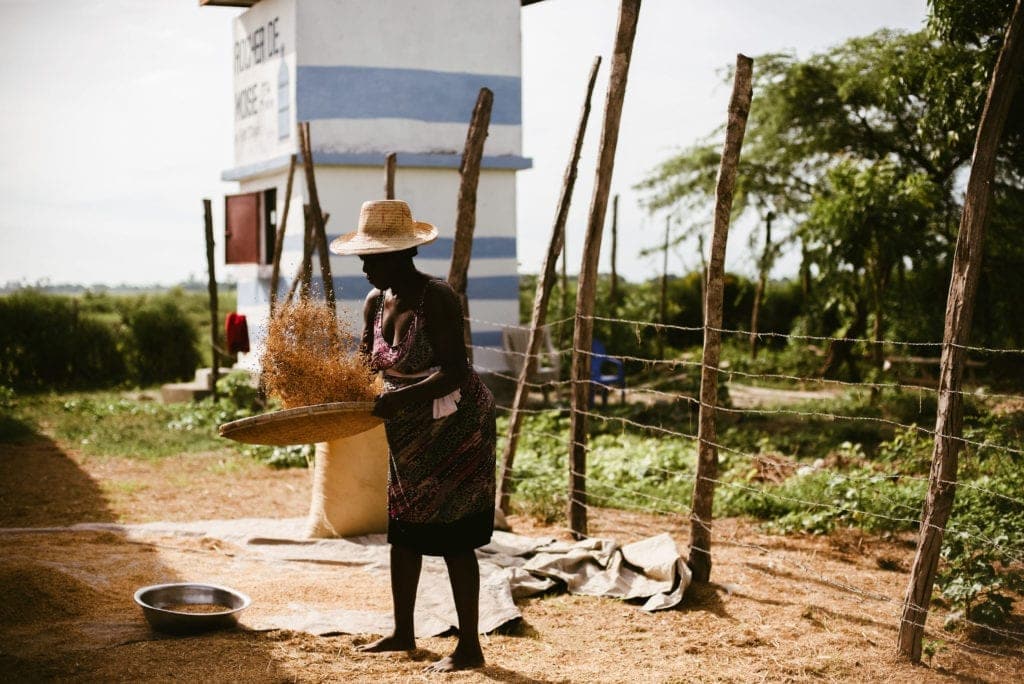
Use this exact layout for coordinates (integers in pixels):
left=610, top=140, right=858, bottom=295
left=202, top=198, right=220, bottom=399
left=385, top=152, right=397, bottom=199
left=609, top=193, right=620, bottom=303
left=697, top=232, right=708, bottom=320
left=559, top=237, right=569, bottom=349
left=496, top=56, right=602, bottom=514
left=448, top=87, right=493, bottom=363
left=299, top=204, right=314, bottom=300
left=659, top=213, right=670, bottom=358
left=749, top=211, right=773, bottom=359
left=688, top=54, right=754, bottom=582
left=299, top=122, right=336, bottom=315
left=269, top=154, right=297, bottom=316
left=568, top=0, right=641, bottom=539
left=898, top=0, right=1024, bottom=663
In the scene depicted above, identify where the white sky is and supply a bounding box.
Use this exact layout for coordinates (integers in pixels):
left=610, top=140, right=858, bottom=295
left=0, top=0, right=928, bottom=288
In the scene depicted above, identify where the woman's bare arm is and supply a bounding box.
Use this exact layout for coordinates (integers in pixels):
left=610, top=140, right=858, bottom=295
left=359, top=289, right=380, bottom=356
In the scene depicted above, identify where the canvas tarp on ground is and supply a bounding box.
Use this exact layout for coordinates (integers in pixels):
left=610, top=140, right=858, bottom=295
left=64, top=517, right=691, bottom=636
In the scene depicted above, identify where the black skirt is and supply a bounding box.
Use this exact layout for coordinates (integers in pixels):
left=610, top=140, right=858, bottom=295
left=387, top=507, right=494, bottom=556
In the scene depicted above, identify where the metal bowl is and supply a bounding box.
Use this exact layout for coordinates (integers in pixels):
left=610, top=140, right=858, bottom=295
left=134, top=583, right=251, bottom=635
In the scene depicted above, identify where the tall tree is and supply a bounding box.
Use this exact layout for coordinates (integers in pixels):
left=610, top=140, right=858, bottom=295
left=640, top=14, right=1024, bottom=355
left=802, top=160, right=942, bottom=379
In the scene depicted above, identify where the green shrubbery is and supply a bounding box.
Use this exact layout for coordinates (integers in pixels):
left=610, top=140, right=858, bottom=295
left=0, top=288, right=233, bottom=391
left=0, top=290, right=127, bottom=390
left=523, top=273, right=805, bottom=377
left=123, top=299, right=201, bottom=386
left=498, top=386, right=1024, bottom=636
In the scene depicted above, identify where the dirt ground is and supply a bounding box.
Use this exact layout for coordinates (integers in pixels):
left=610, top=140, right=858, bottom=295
left=1, top=434, right=1022, bottom=683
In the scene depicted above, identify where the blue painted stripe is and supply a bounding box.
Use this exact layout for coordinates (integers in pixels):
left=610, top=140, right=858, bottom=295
left=309, top=151, right=531, bottom=169
left=239, top=275, right=520, bottom=304
left=221, top=151, right=531, bottom=181
left=420, top=237, right=516, bottom=260
left=282, top=235, right=517, bottom=260
left=297, top=65, right=521, bottom=125
left=321, top=275, right=519, bottom=301
left=472, top=330, right=503, bottom=347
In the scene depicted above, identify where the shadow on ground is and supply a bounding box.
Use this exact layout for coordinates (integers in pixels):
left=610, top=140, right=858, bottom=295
left=0, top=424, right=295, bottom=681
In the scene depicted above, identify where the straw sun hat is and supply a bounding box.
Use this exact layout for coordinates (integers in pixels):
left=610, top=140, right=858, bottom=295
left=330, top=199, right=438, bottom=256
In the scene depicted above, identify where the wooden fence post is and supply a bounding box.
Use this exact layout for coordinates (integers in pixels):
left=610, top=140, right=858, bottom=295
left=898, top=0, right=1024, bottom=663
left=385, top=152, right=397, bottom=200
left=448, top=87, right=493, bottom=363
left=568, top=0, right=641, bottom=539
left=496, top=56, right=602, bottom=515
left=269, top=154, right=297, bottom=316
left=202, top=198, right=220, bottom=400
left=688, top=54, right=754, bottom=582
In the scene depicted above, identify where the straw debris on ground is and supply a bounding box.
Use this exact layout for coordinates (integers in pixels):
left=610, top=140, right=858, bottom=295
left=259, top=299, right=381, bottom=408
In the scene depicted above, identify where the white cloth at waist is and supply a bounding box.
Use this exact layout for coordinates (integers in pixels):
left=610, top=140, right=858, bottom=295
left=383, top=367, right=462, bottom=419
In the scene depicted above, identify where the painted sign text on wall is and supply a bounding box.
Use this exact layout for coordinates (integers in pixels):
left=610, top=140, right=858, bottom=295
left=234, top=17, right=284, bottom=74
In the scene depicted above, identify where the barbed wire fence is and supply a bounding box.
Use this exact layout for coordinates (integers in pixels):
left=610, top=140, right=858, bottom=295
left=469, top=316, right=1024, bottom=673
left=459, top=1, right=1023, bottom=668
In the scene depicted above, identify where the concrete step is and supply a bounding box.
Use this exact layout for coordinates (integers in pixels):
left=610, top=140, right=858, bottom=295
left=160, top=367, right=258, bottom=404
left=159, top=381, right=212, bottom=404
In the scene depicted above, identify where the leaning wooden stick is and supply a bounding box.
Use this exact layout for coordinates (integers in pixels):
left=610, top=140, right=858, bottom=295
left=299, top=122, right=336, bottom=314
left=496, top=56, right=602, bottom=515
left=269, top=154, right=298, bottom=315
left=447, top=87, right=493, bottom=363
left=568, top=0, right=641, bottom=539
left=285, top=207, right=329, bottom=306
left=203, top=198, right=220, bottom=400
left=688, top=53, right=754, bottom=583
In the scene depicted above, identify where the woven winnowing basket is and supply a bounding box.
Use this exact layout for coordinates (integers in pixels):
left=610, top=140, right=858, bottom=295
left=218, top=402, right=381, bottom=446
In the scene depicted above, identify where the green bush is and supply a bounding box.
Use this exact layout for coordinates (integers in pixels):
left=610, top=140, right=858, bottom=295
left=123, top=297, right=202, bottom=386
left=0, top=290, right=128, bottom=390
left=0, top=288, right=236, bottom=392
left=938, top=473, right=1024, bottom=631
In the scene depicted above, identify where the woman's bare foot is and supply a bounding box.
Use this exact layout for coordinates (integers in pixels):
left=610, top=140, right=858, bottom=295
left=424, top=643, right=484, bottom=672
left=357, top=634, right=416, bottom=652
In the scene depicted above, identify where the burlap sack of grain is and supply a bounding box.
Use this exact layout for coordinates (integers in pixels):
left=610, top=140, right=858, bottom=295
left=305, top=424, right=389, bottom=538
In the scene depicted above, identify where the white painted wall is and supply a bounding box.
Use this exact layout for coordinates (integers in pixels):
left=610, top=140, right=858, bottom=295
left=297, top=0, right=521, bottom=75
left=232, top=0, right=296, bottom=168
left=226, top=0, right=526, bottom=374
left=233, top=166, right=519, bottom=373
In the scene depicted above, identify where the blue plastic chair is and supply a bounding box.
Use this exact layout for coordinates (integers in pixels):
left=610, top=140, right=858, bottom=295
left=590, top=339, right=625, bottom=405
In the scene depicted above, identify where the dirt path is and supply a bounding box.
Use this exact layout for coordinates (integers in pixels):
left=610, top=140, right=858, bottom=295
left=727, top=383, right=844, bottom=408
left=1, top=434, right=1021, bottom=682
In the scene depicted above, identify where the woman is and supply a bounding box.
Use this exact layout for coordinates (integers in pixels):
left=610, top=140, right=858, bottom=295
left=330, top=199, right=497, bottom=673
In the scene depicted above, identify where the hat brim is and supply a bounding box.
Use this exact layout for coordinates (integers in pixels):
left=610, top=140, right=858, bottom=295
left=329, top=221, right=438, bottom=256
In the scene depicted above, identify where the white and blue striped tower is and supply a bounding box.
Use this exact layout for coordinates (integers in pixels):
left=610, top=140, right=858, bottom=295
left=213, top=0, right=531, bottom=372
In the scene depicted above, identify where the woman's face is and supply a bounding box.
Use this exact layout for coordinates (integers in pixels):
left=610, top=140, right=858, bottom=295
left=360, top=253, right=397, bottom=290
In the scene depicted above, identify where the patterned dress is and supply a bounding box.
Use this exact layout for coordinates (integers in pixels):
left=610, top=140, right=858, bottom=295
left=368, top=278, right=496, bottom=555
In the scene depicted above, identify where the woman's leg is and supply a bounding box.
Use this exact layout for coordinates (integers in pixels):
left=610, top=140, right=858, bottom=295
left=425, top=550, right=484, bottom=672
left=358, top=544, right=421, bottom=651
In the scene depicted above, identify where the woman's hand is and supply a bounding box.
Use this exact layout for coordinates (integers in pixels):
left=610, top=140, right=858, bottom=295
left=372, top=391, right=403, bottom=420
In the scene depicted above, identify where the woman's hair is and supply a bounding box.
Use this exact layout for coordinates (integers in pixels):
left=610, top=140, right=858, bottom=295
left=395, top=246, right=418, bottom=259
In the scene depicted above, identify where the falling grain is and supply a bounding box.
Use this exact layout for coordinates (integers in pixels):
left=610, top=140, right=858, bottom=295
left=260, top=300, right=382, bottom=408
